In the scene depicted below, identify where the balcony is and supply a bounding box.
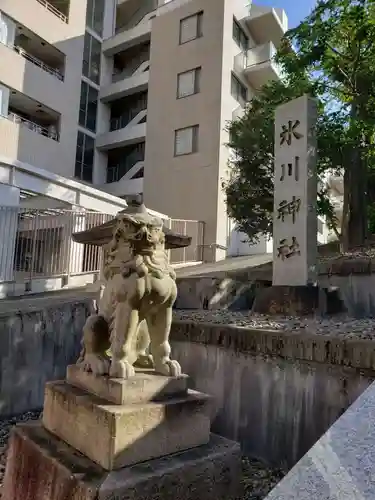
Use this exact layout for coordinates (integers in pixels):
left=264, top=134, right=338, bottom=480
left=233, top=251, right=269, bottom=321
left=240, top=42, right=282, bottom=89
left=103, top=14, right=154, bottom=56
left=5, top=111, right=59, bottom=141
left=100, top=62, right=150, bottom=103
left=96, top=110, right=147, bottom=151
left=1, top=21, right=65, bottom=81
left=36, top=0, right=70, bottom=23
left=0, top=90, right=61, bottom=172
left=4, top=88, right=60, bottom=141
left=244, top=5, right=287, bottom=49
left=102, top=144, right=145, bottom=197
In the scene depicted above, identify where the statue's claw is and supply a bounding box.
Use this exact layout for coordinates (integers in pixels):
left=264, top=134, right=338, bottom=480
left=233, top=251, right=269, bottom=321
left=155, top=359, right=182, bottom=377
left=77, top=354, right=110, bottom=376
left=109, top=359, right=136, bottom=379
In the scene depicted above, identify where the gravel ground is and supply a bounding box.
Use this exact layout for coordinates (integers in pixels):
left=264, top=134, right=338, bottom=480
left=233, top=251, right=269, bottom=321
left=173, top=310, right=375, bottom=340
left=0, top=411, right=286, bottom=499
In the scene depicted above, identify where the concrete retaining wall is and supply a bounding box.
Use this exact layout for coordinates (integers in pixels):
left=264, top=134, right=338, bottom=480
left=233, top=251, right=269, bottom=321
left=0, top=299, right=91, bottom=417
left=1, top=297, right=375, bottom=470
left=171, top=321, right=375, bottom=467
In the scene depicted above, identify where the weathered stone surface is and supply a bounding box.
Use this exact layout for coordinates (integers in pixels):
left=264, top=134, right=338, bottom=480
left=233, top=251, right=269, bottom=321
left=265, top=379, right=375, bottom=499
left=2, top=423, right=102, bottom=500
left=171, top=320, right=375, bottom=370
left=43, top=381, right=211, bottom=470
left=3, top=424, right=241, bottom=500
left=98, top=433, right=242, bottom=500
left=252, top=285, right=321, bottom=316
left=0, top=298, right=90, bottom=418
left=66, top=365, right=189, bottom=404
left=273, top=95, right=318, bottom=286
left=175, top=277, right=256, bottom=311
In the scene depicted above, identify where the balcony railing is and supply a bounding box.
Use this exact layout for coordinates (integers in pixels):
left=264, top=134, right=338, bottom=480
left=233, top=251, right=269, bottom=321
left=5, top=42, right=64, bottom=81
left=36, top=0, right=68, bottom=23
left=3, top=112, right=59, bottom=141
left=110, top=106, right=147, bottom=131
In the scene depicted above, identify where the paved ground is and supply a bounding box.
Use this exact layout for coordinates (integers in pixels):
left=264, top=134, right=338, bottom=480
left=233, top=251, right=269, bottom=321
left=0, top=287, right=95, bottom=315
left=175, top=254, right=273, bottom=278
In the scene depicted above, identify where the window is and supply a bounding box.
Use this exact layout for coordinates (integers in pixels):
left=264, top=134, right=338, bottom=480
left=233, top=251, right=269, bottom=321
left=86, top=0, right=105, bottom=37
left=79, top=81, right=98, bottom=132
left=177, top=67, right=201, bottom=99
left=233, top=18, right=248, bottom=52
left=75, top=131, right=95, bottom=183
left=82, top=32, right=101, bottom=84
left=174, top=125, right=199, bottom=156
left=231, top=73, right=247, bottom=106
left=179, top=12, right=203, bottom=44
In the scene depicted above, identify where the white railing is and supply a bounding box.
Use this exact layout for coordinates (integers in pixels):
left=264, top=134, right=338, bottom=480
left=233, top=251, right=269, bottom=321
left=14, top=45, right=64, bottom=81
left=4, top=112, right=59, bottom=141
left=0, top=208, right=111, bottom=284
left=36, top=0, right=68, bottom=23
left=0, top=208, right=205, bottom=285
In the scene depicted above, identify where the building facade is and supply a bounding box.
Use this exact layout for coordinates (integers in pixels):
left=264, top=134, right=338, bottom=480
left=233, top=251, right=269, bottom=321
left=96, top=0, right=288, bottom=261
left=0, top=0, right=288, bottom=262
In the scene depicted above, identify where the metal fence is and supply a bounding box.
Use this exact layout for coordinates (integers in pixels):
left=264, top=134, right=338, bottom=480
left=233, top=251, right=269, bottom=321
left=0, top=208, right=204, bottom=285
left=168, top=219, right=205, bottom=265
left=0, top=208, right=111, bottom=284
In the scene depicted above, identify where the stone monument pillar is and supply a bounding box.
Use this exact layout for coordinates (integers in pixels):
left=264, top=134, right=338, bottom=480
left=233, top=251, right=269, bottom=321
left=253, top=95, right=319, bottom=315
left=273, top=94, right=318, bottom=286
left=3, top=203, right=241, bottom=500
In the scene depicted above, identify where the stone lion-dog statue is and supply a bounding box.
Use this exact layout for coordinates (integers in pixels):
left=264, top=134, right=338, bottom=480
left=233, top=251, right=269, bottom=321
left=76, top=203, right=181, bottom=379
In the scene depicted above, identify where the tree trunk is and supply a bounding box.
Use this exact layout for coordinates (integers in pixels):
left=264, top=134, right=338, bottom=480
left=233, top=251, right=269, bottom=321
left=346, top=103, right=368, bottom=249
left=341, top=166, right=350, bottom=252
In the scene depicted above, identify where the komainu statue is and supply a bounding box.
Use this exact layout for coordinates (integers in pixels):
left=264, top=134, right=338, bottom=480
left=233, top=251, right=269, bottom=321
left=77, top=203, right=182, bottom=379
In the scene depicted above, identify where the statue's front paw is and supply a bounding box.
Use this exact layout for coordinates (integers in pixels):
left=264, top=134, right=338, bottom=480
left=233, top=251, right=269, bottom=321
left=77, top=354, right=110, bottom=376
left=155, top=359, right=182, bottom=377
left=109, top=359, right=136, bottom=379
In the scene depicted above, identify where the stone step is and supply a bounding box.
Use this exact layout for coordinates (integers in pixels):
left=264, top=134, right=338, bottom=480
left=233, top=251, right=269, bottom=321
left=66, top=364, right=189, bottom=405
left=3, top=423, right=242, bottom=500
left=43, top=381, right=211, bottom=470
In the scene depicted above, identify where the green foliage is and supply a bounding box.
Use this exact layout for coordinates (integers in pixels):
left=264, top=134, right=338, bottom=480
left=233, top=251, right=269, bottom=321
left=225, top=0, right=375, bottom=248
left=225, top=78, right=345, bottom=242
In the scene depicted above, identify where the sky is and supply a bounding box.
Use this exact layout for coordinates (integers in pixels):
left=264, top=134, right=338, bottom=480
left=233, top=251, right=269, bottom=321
left=256, top=0, right=317, bottom=28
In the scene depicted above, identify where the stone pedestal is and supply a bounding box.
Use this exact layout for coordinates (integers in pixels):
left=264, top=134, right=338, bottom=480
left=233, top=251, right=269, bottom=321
left=252, top=284, right=347, bottom=316
left=3, top=366, right=242, bottom=500
left=252, top=285, right=320, bottom=315
left=43, top=381, right=211, bottom=470
left=3, top=424, right=241, bottom=500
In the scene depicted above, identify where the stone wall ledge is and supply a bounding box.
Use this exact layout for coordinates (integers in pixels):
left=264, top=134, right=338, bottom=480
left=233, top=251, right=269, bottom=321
left=171, top=320, right=375, bottom=371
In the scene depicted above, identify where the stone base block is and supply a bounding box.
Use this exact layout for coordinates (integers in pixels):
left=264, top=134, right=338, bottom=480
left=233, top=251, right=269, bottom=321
left=252, top=285, right=321, bottom=315
left=66, top=365, right=189, bottom=405
left=43, top=381, right=211, bottom=470
left=3, top=424, right=242, bottom=500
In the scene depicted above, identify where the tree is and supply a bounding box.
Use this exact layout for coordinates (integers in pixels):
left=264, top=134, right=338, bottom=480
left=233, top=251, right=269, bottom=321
left=277, top=0, right=375, bottom=248
left=225, top=0, right=375, bottom=250
left=225, top=77, right=346, bottom=245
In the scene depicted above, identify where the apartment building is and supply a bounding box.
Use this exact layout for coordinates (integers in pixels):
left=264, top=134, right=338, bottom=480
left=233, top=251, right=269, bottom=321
left=94, top=0, right=288, bottom=261
left=0, top=0, right=288, bottom=263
